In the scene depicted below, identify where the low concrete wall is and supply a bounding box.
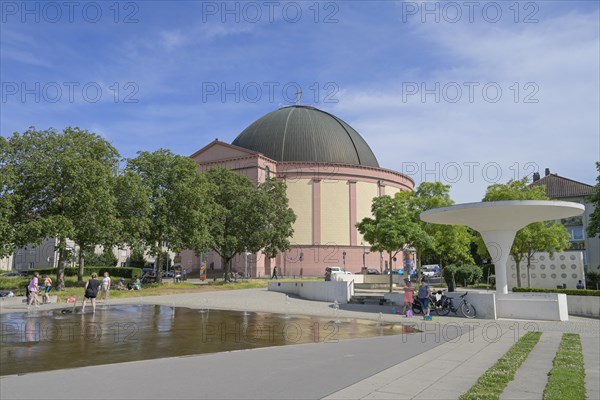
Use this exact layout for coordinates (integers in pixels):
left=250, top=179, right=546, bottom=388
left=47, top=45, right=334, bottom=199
left=496, top=293, right=568, bottom=321
left=384, top=292, right=496, bottom=319
left=332, top=274, right=363, bottom=284
left=268, top=281, right=354, bottom=303
left=331, top=274, right=403, bottom=285
left=567, top=295, right=600, bottom=318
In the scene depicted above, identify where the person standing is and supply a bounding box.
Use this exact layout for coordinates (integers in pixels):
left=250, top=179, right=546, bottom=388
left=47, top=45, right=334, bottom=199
left=42, top=275, right=52, bottom=304
left=100, top=272, right=111, bottom=301
left=324, top=267, right=332, bottom=281
left=271, top=266, right=278, bottom=280
left=418, top=278, right=432, bottom=319
left=82, top=273, right=101, bottom=314
left=402, top=278, right=414, bottom=316
left=27, top=272, right=40, bottom=306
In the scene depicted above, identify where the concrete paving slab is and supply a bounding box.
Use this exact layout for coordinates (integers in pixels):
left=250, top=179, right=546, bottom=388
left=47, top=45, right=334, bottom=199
left=582, top=334, right=600, bottom=400
left=1, top=289, right=599, bottom=400
left=500, top=332, right=561, bottom=400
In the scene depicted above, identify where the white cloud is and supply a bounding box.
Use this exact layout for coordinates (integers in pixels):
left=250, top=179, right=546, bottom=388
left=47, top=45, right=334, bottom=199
left=329, top=8, right=599, bottom=203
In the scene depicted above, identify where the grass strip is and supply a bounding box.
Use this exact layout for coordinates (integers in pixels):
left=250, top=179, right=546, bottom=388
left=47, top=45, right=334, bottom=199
left=543, top=333, right=586, bottom=400
left=460, top=331, right=542, bottom=400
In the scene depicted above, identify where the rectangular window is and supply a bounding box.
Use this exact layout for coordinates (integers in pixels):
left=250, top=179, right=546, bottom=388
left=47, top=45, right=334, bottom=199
left=28, top=262, right=34, bottom=270
left=567, top=227, right=584, bottom=241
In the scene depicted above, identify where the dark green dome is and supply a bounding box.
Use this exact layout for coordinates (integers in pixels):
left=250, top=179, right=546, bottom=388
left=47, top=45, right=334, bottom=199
left=231, top=105, right=379, bottom=167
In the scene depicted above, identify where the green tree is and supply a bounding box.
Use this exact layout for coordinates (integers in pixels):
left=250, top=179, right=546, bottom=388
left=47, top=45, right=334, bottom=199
left=125, top=149, right=213, bottom=283
left=357, top=193, right=431, bottom=293
left=586, top=162, right=600, bottom=239
left=411, top=182, right=474, bottom=280
left=0, top=136, right=16, bottom=258
left=84, top=247, right=118, bottom=267
left=481, top=178, right=570, bottom=287
left=5, top=127, right=121, bottom=289
left=204, top=168, right=296, bottom=280
left=129, top=246, right=147, bottom=268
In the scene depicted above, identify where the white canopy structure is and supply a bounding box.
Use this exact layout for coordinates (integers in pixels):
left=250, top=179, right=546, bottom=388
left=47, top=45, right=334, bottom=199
left=420, top=200, right=585, bottom=295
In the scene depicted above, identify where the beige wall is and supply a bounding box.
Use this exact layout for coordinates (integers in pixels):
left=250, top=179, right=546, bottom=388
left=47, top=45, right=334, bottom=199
left=321, top=180, right=350, bottom=246
left=286, top=179, right=313, bottom=245
left=386, top=186, right=401, bottom=197
left=355, top=182, right=378, bottom=244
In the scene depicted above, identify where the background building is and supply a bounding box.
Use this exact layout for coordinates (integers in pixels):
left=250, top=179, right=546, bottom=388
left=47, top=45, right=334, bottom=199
left=530, top=168, right=599, bottom=269
left=181, top=105, right=415, bottom=277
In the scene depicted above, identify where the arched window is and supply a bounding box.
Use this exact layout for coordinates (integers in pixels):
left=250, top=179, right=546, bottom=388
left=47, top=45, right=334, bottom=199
left=265, top=166, right=271, bottom=180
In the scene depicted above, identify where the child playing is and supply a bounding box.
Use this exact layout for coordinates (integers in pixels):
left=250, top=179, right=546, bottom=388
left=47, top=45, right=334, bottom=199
left=402, top=278, right=414, bottom=316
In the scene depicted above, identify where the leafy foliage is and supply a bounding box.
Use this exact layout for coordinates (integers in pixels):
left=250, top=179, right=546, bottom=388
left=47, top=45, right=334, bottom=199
left=587, top=161, right=600, bottom=239
left=204, top=168, right=295, bottom=279
left=443, top=264, right=483, bottom=287
left=512, top=287, right=600, bottom=296
left=3, top=127, right=121, bottom=289
left=83, top=248, right=118, bottom=267
left=125, top=149, right=214, bottom=283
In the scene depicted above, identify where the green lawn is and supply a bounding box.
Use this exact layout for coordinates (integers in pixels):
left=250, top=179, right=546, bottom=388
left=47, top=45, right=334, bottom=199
left=0, top=275, right=321, bottom=302
left=460, top=331, right=542, bottom=400
left=543, top=333, right=586, bottom=400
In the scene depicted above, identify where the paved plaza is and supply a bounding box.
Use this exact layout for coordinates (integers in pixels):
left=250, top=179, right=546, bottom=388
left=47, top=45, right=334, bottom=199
left=1, top=288, right=599, bottom=399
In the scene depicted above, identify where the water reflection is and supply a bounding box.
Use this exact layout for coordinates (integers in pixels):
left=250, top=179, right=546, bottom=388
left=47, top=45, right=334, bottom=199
left=0, top=305, right=416, bottom=376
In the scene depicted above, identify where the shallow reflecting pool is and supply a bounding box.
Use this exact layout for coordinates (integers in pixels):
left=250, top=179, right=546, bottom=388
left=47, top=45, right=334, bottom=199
left=0, top=305, right=416, bottom=376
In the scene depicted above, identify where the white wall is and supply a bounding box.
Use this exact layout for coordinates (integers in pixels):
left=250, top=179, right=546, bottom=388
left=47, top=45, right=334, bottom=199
left=496, top=293, right=568, bottom=321
left=567, top=295, right=600, bottom=318
left=507, top=251, right=586, bottom=290
left=268, top=281, right=354, bottom=303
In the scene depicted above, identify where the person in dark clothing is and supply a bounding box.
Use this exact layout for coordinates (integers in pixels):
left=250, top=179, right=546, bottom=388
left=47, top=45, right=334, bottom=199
left=82, top=272, right=101, bottom=314
left=271, top=266, right=278, bottom=280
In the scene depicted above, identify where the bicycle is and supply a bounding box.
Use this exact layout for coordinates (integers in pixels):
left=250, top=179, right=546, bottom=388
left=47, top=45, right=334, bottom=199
left=437, top=291, right=477, bottom=319
left=411, top=292, right=438, bottom=315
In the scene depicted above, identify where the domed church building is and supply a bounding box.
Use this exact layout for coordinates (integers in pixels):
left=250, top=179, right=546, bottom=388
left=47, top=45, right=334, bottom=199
left=180, top=105, right=415, bottom=277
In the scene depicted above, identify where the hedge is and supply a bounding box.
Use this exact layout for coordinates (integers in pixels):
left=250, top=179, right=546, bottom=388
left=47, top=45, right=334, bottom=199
left=512, top=287, right=600, bottom=297
left=22, top=266, right=142, bottom=279
left=443, top=264, right=483, bottom=287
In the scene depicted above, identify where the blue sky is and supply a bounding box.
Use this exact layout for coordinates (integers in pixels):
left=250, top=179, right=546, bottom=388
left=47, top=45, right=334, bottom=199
left=1, top=0, right=599, bottom=203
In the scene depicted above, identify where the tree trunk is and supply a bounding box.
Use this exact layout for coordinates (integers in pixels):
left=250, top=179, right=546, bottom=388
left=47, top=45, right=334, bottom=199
left=222, top=254, right=229, bottom=281
left=388, top=253, right=393, bottom=293
left=515, top=260, right=522, bottom=287
left=155, top=249, right=163, bottom=284
left=77, top=246, right=85, bottom=283
left=55, top=237, right=67, bottom=290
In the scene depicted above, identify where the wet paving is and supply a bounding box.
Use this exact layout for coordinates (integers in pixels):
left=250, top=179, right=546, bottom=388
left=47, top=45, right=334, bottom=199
left=0, top=304, right=417, bottom=376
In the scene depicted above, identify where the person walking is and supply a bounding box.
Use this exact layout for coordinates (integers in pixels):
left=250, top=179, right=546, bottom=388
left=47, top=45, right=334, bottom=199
left=100, top=272, right=111, bottom=301
left=27, top=272, right=40, bottom=307
left=82, top=273, right=101, bottom=314
left=271, top=266, right=278, bottom=280
left=402, top=278, right=414, bottom=316
left=418, top=278, right=432, bottom=319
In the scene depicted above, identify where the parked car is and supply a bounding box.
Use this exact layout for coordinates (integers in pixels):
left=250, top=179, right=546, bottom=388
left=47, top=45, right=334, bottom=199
left=0, top=272, right=20, bottom=277
left=391, top=269, right=404, bottom=275
left=422, top=265, right=441, bottom=277
left=367, top=268, right=381, bottom=275
left=328, top=266, right=352, bottom=275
